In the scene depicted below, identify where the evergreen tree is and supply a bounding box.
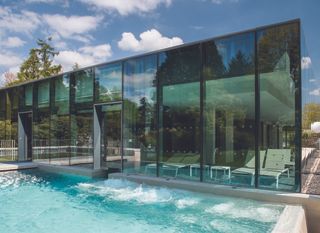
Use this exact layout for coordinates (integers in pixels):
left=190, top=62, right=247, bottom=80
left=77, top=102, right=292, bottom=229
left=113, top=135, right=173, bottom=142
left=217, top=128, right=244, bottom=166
left=14, top=37, right=62, bottom=85
left=17, top=49, right=41, bottom=83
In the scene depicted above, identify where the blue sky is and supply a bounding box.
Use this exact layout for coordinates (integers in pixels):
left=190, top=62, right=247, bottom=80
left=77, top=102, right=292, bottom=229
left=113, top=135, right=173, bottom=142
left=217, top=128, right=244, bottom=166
left=0, top=0, right=319, bottom=85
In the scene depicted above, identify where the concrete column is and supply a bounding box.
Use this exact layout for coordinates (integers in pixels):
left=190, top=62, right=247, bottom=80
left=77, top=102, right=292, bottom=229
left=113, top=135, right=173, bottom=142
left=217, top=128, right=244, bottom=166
left=93, top=106, right=101, bottom=170
left=18, top=113, right=25, bottom=161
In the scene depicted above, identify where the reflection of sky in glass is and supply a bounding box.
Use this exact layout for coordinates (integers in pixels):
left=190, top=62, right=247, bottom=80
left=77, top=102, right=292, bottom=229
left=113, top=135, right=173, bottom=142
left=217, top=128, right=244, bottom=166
left=301, top=28, right=319, bottom=108
left=216, top=33, right=254, bottom=68
left=38, top=81, right=50, bottom=106
left=124, top=55, right=157, bottom=105
left=75, top=69, right=93, bottom=103
left=55, top=75, right=69, bottom=102
left=95, top=63, right=122, bottom=101
left=25, top=85, right=33, bottom=106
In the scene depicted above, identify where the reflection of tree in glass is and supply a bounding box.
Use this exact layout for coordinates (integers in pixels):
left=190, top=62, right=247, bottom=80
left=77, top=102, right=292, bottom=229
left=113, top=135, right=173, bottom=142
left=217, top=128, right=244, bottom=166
left=227, top=51, right=254, bottom=77
left=157, top=45, right=201, bottom=85
left=204, top=41, right=226, bottom=80
left=302, top=103, right=320, bottom=129
left=258, top=24, right=299, bottom=77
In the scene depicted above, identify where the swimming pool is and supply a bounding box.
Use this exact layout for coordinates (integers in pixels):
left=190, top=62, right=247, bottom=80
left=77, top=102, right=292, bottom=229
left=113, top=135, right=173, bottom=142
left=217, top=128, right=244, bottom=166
left=0, top=170, right=283, bottom=233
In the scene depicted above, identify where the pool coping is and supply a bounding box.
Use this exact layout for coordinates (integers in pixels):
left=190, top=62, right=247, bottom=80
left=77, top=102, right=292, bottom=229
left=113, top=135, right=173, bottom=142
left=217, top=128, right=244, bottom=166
left=0, top=162, right=38, bottom=172
left=109, top=173, right=319, bottom=233
left=272, top=205, right=307, bottom=233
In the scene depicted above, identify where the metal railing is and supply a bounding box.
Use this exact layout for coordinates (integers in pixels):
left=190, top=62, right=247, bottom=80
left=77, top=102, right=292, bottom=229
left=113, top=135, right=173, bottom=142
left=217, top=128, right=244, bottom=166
left=0, top=140, right=18, bottom=161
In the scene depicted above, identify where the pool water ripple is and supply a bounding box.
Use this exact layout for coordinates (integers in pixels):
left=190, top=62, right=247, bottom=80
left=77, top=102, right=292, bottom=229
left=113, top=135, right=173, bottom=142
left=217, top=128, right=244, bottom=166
left=0, top=170, right=283, bottom=233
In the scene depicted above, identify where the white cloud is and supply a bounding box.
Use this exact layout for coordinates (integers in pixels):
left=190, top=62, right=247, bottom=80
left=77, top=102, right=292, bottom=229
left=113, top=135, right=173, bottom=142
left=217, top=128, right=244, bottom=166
left=80, top=0, right=172, bottom=16
left=309, top=79, right=316, bottom=83
left=301, top=56, right=312, bottom=70
left=79, top=44, right=112, bottom=58
left=42, top=14, right=103, bottom=42
left=25, top=0, right=70, bottom=7
left=1, top=36, right=26, bottom=48
left=211, top=0, right=239, bottom=4
left=0, top=51, right=23, bottom=68
left=309, top=89, right=320, bottom=96
left=25, top=0, right=56, bottom=3
left=0, top=7, right=41, bottom=35
left=54, top=44, right=112, bottom=71
left=118, top=29, right=183, bottom=52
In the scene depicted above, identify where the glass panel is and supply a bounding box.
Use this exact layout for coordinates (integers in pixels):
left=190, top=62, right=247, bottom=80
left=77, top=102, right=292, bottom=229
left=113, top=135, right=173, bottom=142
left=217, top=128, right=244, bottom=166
left=0, top=91, right=15, bottom=161
left=123, top=55, right=157, bottom=175
left=95, top=63, right=122, bottom=102
left=101, top=104, right=122, bottom=170
left=37, top=81, right=50, bottom=108
left=0, top=91, right=5, bottom=141
left=33, top=82, right=50, bottom=162
left=25, top=85, right=33, bottom=107
left=70, top=69, right=93, bottom=166
left=75, top=69, right=93, bottom=104
left=3, top=89, right=19, bottom=161
left=203, top=33, right=255, bottom=186
left=158, top=45, right=201, bottom=180
left=301, top=27, right=320, bottom=194
left=258, top=22, right=300, bottom=191
left=49, top=75, right=71, bottom=165
left=70, top=109, right=93, bottom=165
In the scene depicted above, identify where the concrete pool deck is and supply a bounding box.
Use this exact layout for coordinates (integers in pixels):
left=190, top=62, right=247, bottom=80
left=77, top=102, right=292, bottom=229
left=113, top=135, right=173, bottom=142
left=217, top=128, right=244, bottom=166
left=0, top=161, right=37, bottom=171
left=109, top=173, right=319, bottom=233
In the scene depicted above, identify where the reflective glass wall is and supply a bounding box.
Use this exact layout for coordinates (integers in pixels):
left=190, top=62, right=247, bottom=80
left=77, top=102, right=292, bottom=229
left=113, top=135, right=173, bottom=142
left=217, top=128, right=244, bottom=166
left=33, top=81, right=50, bottom=162
left=70, top=69, right=94, bottom=165
left=203, top=33, right=255, bottom=186
left=49, top=74, right=70, bottom=165
left=158, top=45, right=201, bottom=180
left=123, top=55, right=158, bottom=175
left=257, top=23, right=300, bottom=191
left=0, top=20, right=304, bottom=192
left=95, top=63, right=122, bottom=170
left=301, top=27, right=320, bottom=195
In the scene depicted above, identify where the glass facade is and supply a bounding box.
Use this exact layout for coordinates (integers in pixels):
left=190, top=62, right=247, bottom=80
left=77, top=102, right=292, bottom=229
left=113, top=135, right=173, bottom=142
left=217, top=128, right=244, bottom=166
left=71, top=69, right=94, bottom=165
left=0, top=20, right=314, bottom=193
left=257, top=23, right=300, bottom=191
left=203, top=32, right=255, bottom=186
left=123, top=55, right=157, bottom=175
left=158, top=45, right=201, bottom=180
left=50, top=75, right=70, bottom=164
left=301, top=26, right=320, bottom=194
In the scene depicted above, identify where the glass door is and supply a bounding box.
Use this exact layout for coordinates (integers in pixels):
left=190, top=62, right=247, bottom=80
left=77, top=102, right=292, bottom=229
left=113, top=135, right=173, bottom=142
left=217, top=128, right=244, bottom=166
left=100, top=103, right=122, bottom=170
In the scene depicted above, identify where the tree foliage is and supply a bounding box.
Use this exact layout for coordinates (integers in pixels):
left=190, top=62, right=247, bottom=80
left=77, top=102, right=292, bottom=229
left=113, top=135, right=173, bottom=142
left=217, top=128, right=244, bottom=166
left=3, top=71, right=17, bottom=87
left=302, top=103, right=320, bottom=129
left=9, top=37, right=62, bottom=86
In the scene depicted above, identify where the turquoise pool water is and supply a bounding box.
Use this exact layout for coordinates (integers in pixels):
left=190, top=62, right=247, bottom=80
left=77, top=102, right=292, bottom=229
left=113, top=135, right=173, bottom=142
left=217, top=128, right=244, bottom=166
left=0, top=170, right=283, bottom=233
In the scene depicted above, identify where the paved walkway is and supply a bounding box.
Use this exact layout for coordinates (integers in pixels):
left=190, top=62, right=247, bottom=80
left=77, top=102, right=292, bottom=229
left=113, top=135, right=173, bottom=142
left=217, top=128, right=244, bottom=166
left=302, top=150, right=320, bottom=195
left=0, top=162, right=37, bottom=172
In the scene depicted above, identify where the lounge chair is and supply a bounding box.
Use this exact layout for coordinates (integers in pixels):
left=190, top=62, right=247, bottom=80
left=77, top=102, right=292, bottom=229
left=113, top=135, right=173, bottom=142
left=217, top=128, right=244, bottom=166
left=162, top=154, right=200, bottom=177
left=189, top=148, right=217, bottom=177
left=231, top=150, right=266, bottom=186
left=145, top=153, right=199, bottom=177
left=260, top=149, right=290, bottom=188
left=268, top=148, right=294, bottom=168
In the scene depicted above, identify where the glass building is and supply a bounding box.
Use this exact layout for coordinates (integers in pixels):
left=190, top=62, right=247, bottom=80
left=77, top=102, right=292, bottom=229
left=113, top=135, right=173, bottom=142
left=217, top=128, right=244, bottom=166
left=0, top=19, right=317, bottom=193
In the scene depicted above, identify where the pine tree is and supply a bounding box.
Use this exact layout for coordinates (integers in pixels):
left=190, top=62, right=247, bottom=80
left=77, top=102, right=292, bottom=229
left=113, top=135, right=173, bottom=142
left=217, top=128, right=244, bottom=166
left=14, top=37, right=62, bottom=86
